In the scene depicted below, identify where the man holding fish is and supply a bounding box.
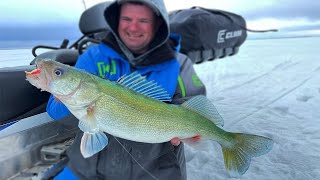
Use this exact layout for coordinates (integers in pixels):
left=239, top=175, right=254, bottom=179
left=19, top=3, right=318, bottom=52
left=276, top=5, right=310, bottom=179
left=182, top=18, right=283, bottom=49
left=46, top=0, right=206, bottom=179
left=26, top=0, right=273, bottom=179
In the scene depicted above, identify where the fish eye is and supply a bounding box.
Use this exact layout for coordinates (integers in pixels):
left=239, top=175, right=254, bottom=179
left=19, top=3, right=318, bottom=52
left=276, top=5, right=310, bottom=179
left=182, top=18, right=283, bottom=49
left=54, top=68, right=64, bottom=76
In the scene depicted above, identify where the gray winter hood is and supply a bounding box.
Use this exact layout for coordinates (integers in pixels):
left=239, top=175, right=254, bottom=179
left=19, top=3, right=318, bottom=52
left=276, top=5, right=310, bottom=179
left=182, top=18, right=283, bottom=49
left=104, top=0, right=170, bottom=66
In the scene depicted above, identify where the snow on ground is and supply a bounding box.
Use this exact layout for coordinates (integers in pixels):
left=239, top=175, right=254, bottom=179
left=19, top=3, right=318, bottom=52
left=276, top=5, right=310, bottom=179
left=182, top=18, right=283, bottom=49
left=187, top=37, right=320, bottom=180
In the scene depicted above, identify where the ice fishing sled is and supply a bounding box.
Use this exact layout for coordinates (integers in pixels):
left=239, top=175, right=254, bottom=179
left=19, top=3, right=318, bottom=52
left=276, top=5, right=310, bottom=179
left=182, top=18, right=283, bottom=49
left=0, top=2, right=248, bottom=179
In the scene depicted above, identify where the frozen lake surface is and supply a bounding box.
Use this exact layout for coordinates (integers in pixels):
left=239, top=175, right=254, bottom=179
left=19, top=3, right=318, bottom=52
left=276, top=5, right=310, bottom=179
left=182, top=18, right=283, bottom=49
left=190, top=37, right=320, bottom=180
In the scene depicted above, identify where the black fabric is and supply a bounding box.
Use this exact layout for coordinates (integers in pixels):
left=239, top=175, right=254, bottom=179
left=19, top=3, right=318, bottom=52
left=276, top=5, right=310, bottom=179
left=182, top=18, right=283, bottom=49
left=169, top=7, right=247, bottom=63
left=79, top=2, right=110, bottom=35
left=67, top=132, right=186, bottom=180
left=30, top=49, right=79, bottom=66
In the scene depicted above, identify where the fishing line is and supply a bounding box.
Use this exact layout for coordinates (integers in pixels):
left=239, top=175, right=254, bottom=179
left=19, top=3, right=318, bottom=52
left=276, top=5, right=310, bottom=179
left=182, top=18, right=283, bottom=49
left=113, top=136, right=159, bottom=180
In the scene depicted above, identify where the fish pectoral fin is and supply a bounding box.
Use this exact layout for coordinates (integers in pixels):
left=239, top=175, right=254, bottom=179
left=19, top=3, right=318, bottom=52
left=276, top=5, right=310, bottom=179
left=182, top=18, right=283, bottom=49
left=80, top=131, right=109, bottom=158
left=182, top=95, right=224, bottom=127
left=78, top=120, right=97, bottom=132
left=78, top=104, right=97, bottom=132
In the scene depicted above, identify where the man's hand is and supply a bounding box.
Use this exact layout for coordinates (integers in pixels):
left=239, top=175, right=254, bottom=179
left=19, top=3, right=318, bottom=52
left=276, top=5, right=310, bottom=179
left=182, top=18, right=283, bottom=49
left=170, top=138, right=181, bottom=146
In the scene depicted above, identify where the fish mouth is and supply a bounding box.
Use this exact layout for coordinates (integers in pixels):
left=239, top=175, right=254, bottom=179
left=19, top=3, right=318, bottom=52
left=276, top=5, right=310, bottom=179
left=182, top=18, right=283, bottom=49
left=25, top=60, right=49, bottom=92
left=25, top=61, right=43, bottom=79
left=25, top=68, right=41, bottom=75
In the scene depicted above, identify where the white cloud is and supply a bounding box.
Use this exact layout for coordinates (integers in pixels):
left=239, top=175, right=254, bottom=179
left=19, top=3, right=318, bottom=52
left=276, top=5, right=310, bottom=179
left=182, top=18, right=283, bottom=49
left=0, top=0, right=84, bottom=25
left=247, top=18, right=320, bottom=30
left=164, top=0, right=278, bottom=13
left=164, top=0, right=319, bottom=31
left=0, top=0, right=318, bottom=31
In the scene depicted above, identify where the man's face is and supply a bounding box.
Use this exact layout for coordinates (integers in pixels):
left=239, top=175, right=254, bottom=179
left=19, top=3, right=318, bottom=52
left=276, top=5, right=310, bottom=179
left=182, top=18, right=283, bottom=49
left=118, top=3, right=158, bottom=54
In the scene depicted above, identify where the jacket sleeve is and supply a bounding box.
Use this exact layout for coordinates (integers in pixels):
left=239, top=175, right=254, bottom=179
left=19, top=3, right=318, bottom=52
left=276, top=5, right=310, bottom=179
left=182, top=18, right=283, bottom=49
left=46, top=95, right=71, bottom=120
left=172, top=53, right=207, bottom=105
left=46, top=48, right=97, bottom=120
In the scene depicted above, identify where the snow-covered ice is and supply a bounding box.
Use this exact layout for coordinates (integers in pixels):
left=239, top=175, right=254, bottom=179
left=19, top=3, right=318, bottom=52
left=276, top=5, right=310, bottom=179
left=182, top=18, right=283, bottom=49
left=187, top=37, right=320, bottom=180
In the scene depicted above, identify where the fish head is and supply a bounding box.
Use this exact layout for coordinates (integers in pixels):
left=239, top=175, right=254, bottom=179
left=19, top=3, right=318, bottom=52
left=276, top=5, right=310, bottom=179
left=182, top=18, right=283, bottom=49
left=26, top=58, right=82, bottom=99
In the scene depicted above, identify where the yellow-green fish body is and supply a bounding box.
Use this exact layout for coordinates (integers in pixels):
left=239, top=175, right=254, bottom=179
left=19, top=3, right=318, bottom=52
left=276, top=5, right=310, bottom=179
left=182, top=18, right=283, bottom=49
left=92, top=80, right=221, bottom=142
left=26, top=59, right=273, bottom=177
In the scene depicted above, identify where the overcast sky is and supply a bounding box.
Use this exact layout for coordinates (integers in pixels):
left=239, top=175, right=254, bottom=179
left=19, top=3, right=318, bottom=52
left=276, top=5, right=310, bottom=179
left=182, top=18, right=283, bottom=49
left=0, top=0, right=319, bottom=40
left=1, top=0, right=319, bottom=27
left=165, top=0, right=320, bottom=30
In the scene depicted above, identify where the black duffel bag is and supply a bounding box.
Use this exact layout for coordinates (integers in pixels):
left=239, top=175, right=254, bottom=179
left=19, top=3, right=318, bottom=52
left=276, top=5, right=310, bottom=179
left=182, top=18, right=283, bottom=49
left=169, top=7, right=247, bottom=64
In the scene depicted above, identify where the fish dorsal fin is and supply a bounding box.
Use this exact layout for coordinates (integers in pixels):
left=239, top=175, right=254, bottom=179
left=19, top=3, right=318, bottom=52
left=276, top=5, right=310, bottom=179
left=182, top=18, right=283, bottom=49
left=117, top=72, right=172, bottom=102
left=181, top=95, right=224, bottom=127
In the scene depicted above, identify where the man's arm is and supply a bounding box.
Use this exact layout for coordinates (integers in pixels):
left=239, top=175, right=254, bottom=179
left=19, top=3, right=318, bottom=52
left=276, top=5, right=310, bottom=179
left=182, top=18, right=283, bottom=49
left=172, top=53, right=206, bottom=104
left=46, top=95, right=70, bottom=120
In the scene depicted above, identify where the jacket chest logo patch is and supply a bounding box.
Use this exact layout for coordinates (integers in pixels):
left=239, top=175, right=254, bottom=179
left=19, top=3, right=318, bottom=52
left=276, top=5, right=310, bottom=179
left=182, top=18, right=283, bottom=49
left=97, top=60, right=117, bottom=77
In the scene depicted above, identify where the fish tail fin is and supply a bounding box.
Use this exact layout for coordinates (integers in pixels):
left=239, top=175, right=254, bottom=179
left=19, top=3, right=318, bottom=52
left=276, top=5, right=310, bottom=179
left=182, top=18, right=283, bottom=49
left=221, top=133, right=273, bottom=177
left=80, top=131, right=109, bottom=158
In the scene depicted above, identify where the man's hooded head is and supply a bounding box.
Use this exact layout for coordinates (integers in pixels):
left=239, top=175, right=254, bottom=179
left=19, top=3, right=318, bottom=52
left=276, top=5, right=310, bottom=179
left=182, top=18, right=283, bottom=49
left=104, top=0, right=171, bottom=66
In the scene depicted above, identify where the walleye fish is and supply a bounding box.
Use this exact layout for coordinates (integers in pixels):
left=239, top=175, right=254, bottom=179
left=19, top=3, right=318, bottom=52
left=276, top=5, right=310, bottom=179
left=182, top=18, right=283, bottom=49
left=26, top=58, right=273, bottom=177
